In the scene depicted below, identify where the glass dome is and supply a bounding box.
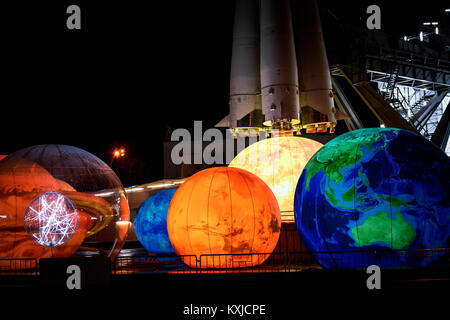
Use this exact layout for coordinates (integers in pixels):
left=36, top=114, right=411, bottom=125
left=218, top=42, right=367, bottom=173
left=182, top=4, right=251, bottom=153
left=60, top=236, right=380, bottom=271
left=0, top=144, right=130, bottom=264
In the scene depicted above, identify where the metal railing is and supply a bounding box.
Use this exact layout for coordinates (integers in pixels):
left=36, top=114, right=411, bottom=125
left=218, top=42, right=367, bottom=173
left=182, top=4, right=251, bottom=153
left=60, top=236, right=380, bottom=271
left=111, top=248, right=449, bottom=274
left=293, top=248, right=450, bottom=271
left=0, top=248, right=448, bottom=276
left=365, top=45, right=450, bottom=72
left=199, top=252, right=283, bottom=273
left=0, top=258, right=39, bottom=275
left=111, top=254, right=199, bottom=274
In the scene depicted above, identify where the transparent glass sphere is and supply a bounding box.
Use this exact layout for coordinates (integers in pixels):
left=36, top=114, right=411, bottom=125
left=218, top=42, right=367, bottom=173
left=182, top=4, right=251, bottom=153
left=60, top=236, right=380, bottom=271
left=0, top=144, right=130, bottom=262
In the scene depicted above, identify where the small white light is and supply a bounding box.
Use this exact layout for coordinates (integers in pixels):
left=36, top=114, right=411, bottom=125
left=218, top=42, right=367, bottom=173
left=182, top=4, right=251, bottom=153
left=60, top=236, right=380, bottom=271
left=431, top=22, right=439, bottom=25
left=446, top=9, right=450, bottom=13
left=126, top=187, right=144, bottom=193
left=146, top=183, right=174, bottom=189
left=423, top=22, right=431, bottom=25
left=419, top=31, right=424, bottom=41
left=435, top=27, right=439, bottom=35
left=95, top=191, right=114, bottom=197
left=403, top=36, right=408, bottom=41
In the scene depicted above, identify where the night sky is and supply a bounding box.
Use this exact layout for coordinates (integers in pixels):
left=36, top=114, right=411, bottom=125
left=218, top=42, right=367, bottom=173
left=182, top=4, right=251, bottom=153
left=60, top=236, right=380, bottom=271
left=2, top=1, right=448, bottom=185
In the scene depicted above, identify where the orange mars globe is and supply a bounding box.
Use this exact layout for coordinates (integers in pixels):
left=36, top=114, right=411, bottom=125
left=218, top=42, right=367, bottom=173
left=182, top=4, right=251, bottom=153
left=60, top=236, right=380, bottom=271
left=229, top=136, right=323, bottom=222
left=167, top=167, right=281, bottom=269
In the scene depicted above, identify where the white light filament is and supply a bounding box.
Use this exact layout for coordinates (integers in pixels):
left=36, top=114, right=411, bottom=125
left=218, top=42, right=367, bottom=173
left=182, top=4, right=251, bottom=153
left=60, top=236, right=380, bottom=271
left=24, top=192, right=79, bottom=247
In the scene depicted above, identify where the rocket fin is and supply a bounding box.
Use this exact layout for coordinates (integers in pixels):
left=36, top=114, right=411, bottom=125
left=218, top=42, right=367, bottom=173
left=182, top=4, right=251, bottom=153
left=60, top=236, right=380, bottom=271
left=215, top=114, right=230, bottom=128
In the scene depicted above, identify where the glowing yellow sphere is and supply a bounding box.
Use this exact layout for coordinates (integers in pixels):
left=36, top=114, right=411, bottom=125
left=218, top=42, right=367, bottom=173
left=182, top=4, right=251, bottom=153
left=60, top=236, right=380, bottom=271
left=229, top=136, right=323, bottom=221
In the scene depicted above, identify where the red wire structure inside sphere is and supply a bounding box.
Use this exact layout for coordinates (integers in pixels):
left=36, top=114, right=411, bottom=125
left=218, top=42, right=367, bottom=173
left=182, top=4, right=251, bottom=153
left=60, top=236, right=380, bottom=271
left=24, top=192, right=80, bottom=247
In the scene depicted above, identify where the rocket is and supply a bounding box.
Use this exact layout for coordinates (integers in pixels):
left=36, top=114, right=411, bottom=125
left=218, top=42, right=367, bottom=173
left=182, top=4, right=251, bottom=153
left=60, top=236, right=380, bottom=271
left=260, top=0, right=300, bottom=130
left=216, top=0, right=347, bottom=132
left=216, top=0, right=262, bottom=129
left=293, top=0, right=348, bottom=125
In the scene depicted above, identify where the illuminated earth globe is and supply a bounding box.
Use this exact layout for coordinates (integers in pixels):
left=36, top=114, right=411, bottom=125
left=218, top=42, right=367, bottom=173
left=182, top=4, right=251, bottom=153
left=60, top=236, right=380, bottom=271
left=229, top=136, right=323, bottom=222
left=0, top=144, right=130, bottom=264
left=294, top=128, right=450, bottom=269
left=134, top=189, right=177, bottom=255
left=167, top=167, right=281, bottom=269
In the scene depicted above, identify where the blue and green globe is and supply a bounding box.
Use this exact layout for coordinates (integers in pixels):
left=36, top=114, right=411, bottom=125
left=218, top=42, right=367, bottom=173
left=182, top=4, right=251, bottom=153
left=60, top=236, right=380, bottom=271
left=134, top=189, right=177, bottom=255
left=294, top=128, right=450, bottom=269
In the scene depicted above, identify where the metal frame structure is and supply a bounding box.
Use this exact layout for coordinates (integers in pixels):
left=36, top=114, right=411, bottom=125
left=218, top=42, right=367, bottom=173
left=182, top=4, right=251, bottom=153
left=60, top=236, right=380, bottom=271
left=365, top=43, right=450, bottom=92
left=1, top=248, right=449, bottom=276
left=368, top=70, right=450, bottom=92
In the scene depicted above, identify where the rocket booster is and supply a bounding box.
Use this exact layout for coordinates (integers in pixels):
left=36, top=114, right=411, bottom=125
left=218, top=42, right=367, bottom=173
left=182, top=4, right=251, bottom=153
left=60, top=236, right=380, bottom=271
left=260, top=0, right=300, bottom=127
left=217, top=0, right=262, bottom=128
left=294, top=0, right=348, bottom=124
left=217, top=0, right=348, bottom=131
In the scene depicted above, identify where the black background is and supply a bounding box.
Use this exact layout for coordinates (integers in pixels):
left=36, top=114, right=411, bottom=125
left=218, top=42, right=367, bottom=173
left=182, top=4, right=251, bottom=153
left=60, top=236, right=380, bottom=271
left=0, top=0, right=448, bottom=314
left=2, top=0, right=449, bottom=185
